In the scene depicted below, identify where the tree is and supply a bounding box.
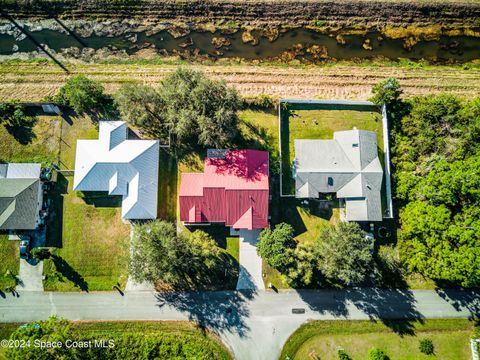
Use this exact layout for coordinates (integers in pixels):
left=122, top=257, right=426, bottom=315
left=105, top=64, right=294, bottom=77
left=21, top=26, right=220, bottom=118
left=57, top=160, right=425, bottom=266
left=257, top=223, right=296, bottom=270
left=370, top=77, right=402, bottom=107
left=6, top=316, right=72, bottom=360
left=315, top=222, right=373, bottom=286
left=129, top=221, right=220, bottom=288
left=419, top=338, right=434, bottom=355
left=368, top=347, right=389, bottom=360
left=0, top=101, right=35, bottom=127
left=55, top=74, right=106, bottom=113
left=114, top=68, right=241, bottom=152
left=285, top=242, right=316, bottom=287
left=114, top=83, right=167, bottom=138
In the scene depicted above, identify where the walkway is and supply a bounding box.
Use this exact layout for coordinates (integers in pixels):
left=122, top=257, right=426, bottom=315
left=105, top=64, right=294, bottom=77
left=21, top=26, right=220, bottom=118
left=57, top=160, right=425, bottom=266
left=0, top=289, right=478, bottom=360
left=230, top=229, right=265, bottom=290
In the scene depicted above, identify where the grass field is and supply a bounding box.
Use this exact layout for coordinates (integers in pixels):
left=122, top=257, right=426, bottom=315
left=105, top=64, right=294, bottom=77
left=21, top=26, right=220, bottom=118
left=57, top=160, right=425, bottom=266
left=281, top=319, right=475, bottom=360
left=0, top=321, right=231, bottom=360
left=38, top=115, right=131, bottom=291
left=0, top=235, right=19, bottom=292
left=1, top=61, right=480, bottom=102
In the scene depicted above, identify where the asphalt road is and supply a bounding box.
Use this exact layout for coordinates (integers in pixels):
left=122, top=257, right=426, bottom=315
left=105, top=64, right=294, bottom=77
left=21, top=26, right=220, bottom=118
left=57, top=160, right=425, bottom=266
left=1, top=288, right=479, bottom=360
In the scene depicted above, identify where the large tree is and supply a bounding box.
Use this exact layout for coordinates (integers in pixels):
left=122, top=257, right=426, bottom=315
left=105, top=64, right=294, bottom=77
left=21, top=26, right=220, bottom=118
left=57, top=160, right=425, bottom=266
left=55, top=74, right=106, bottom=114
left=257, top=223, right=296, bottom=271
left=115, top=68, right=241, bottom=151
left=129, top=220, right=220, bottom=288
left=315, top=222, right=373, bottom=286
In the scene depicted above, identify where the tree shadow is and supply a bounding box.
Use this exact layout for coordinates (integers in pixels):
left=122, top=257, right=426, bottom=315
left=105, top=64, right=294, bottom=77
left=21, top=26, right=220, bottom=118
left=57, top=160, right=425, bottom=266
left=45, top=173, right=68, bottom=248
left=5, top=117, right=37, bottom=145
left=50, top=254, right=88, bottom=292
left=297, top=288, right=424, bottom=336
left=155, top=290, right=255, bottom=337
left=435, top=288, right=480, bottom=320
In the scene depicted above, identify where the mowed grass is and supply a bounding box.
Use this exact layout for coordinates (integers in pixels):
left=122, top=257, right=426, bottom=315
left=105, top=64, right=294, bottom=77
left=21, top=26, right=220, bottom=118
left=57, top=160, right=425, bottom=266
left=0, top=235, right=19, bottom=291
left=43, top=116, right=130, bottom=291
left=281, top=319, right=475, bottom=360
left=0, top=115, right=61, bottom=165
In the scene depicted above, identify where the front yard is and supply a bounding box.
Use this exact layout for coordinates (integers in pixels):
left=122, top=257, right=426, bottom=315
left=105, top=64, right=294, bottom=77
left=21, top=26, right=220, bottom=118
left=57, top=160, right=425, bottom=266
left=0, top=235, right=19, bottom=292
left=281, top=319, right=475, bottom=360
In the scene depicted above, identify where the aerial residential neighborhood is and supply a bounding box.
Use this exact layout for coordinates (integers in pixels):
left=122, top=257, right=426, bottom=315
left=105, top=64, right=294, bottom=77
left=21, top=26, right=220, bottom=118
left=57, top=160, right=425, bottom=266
left=0, top=1, right=480, bottom=360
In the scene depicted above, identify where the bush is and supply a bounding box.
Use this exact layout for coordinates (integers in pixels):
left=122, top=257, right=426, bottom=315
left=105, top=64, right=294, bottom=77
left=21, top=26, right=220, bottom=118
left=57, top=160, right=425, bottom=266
left=338, top=349, right=351, bottom=360
left=31, top=247, right=52, bottom=260
left=55, top=74, right=106, bottom=113
left=419, top=338, right=434, bottom=355
left=368, top=347, right=389, bottom=360
left=0, top=101, right=36, bottom=127
left=257, top=223, right=296, bottom=271
left=242, top=94, right=276, bottom=110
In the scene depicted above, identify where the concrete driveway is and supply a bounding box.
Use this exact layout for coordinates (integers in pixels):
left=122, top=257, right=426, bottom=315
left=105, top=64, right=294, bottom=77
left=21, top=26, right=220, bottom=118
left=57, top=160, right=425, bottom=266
left=17, top=258, right=44, bottom=292
left=230, top=229, right=265, bottom=290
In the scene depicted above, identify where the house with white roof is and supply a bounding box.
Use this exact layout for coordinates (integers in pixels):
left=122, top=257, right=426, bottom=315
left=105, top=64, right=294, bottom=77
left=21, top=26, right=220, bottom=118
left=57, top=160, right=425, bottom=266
left=294, top=129, right=383, bottom=222
left=73, top=121, right=159, bottom=220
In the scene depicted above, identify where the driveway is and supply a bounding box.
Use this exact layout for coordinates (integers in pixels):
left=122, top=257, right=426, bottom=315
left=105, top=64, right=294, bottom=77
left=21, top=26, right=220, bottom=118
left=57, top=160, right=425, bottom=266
left=17, top=258, right=44, bottom=292
left=0, top=289, right=479, bottom=360
left=230, top=229, right=265, bottom=290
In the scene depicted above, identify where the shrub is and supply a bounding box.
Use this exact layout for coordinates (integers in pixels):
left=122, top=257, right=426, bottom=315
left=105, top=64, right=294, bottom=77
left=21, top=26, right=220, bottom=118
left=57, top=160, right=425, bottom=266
left=55, top=74, right=106, bottom=113
left=338, top=349, right=351, bottom=360
left=242, top=94, right=275, bottom=110
left=257, top=223, right=296, bottom=271
left=368, top=347, right=389, bottom=360
left=31, top=247, right=52, bottom=260
left=419, top=338, right=434, bottom=355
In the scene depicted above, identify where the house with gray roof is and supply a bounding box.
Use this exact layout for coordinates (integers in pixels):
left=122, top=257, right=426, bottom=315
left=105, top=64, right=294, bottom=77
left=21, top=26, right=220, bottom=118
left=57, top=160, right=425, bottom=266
left=294, top=129, right=383, bottom=222
left=0, top=163, right=43, bottom=230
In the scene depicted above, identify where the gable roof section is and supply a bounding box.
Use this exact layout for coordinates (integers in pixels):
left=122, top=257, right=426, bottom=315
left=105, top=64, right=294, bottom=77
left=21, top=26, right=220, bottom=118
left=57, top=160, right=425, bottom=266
left=179, top=150, right=269, bottom=229
left=294, top=129, right=383, bottom=221
left=0, top=178, right=40, bottom=230
left=73, top=121, right=159, bottom=220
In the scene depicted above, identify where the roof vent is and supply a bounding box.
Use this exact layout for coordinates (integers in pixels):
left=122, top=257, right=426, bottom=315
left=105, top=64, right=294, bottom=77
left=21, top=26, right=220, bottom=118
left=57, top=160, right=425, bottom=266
left=352, top=143, right=359, bottom=148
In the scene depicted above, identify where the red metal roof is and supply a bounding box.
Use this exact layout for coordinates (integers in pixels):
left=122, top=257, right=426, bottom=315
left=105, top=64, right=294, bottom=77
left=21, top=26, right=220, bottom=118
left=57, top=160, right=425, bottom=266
left=179, top=150, right=269, bottom=229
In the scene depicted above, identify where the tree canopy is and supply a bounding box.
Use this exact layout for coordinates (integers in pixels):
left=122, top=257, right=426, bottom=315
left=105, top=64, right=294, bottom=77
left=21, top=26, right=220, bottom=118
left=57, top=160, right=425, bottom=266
left=129, top=220, right=222, bottom=289
left=314, top=222, right=373, bottom=286
left=55, top=74, right=106, bottom=114
left=115, top=68, right=241, bottom=153
left=257, top=223, right=296, bottom=270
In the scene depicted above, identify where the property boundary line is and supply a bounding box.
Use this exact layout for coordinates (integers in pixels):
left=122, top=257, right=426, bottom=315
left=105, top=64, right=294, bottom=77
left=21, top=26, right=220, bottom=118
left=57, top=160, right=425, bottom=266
left=278, top=99, right=394, bottom=219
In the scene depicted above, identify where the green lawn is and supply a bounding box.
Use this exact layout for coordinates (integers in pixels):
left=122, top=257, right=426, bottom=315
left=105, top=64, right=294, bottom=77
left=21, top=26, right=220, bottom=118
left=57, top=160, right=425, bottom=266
left=280, top=106, right=383, bottom=195
left=226, top=237, right=239, bottom=262
left=0, top=235, right=19, bottom=292
left=43, top=115, right=130, bottom=291
left=0, top=321, right=231, bottom=360
left=281, top=319, right=475, bottom=360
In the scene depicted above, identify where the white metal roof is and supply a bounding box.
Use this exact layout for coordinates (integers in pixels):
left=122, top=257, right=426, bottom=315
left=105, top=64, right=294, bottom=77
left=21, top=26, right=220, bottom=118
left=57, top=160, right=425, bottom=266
left=0, top=163, right=41, bottom=179
left=294, top=129, right=383, bottom=221
left=73, top=121, right=159, bottom=220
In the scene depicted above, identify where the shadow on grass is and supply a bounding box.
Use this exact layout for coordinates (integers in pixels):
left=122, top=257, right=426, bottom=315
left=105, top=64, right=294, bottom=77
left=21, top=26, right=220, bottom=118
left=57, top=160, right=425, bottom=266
left=78, top=192, right=122, bottom=208
left=298, top=288, right=424, bottom=336
left=5, top=117, right=37, bottom=145
left=155, top=289, right=255, bottom=338
left=45, top=173, right=68, bottom=248
left=49, top=254, right=89, bottom=292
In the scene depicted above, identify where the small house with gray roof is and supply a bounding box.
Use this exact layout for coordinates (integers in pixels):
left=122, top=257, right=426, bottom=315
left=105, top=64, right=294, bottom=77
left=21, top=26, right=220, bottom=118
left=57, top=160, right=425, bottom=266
left=0, top=163, right=43, bottom=230
left=294, top=129, right=383, bottom=222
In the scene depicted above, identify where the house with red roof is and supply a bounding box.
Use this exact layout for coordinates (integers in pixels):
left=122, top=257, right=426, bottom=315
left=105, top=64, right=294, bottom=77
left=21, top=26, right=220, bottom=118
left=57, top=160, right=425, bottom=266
left=179, top=149, right=269, bottom=230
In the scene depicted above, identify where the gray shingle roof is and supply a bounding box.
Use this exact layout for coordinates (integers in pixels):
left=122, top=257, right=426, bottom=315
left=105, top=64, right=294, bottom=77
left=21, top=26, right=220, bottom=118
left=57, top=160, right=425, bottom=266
left=0, top=178, right=41, bottom=230
left=294, top=129, right=383, bottom=221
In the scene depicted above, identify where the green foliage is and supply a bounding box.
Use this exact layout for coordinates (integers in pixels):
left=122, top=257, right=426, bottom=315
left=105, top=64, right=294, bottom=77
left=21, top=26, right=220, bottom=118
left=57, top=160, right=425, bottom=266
left=338, top=349, right=352, bottom=360
left=257, top=223, right=296, bottom=270
left=31, top=247, right=52, bottom=261
left=115, top=68, right=241, bottom=152
left=129, top=220, right=221, bottom=288
left=370, top=78, right=402, bottom=106
left=285, top=242, right=316, bottom=287
left=315, top=222, right=373, bottom=286
left=419, top=338, right=434, bottom=355
left=243, top=94, right=276, bottom=110
left=55, top=74, right=106, bottom=113
left=6, top=316, right=72, bottom=359
left=0, top=101, right=36, bottom=127
left=368, top=347, right=389, bottom=360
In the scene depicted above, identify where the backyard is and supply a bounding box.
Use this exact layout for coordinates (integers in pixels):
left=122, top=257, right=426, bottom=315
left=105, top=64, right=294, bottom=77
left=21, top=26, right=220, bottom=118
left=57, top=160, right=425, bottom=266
left=281, top=319, right=475, bottom=360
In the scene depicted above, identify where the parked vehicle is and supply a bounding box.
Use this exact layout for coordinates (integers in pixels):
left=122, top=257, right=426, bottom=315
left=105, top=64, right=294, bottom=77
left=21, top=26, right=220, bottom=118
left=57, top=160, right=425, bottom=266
left=19, top=238, right=31, bottom=259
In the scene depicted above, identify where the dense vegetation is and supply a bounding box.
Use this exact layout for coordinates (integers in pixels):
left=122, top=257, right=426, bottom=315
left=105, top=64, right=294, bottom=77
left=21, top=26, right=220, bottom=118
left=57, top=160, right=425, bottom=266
left=5, top=317, right=231, bottom=360
left=373, top=78, right=480, bottom=287
left=130, top=220, right=237, bottom=290
left=115, top=68, right=241, bottom=153
left=257, top=222, right=372, bottom=287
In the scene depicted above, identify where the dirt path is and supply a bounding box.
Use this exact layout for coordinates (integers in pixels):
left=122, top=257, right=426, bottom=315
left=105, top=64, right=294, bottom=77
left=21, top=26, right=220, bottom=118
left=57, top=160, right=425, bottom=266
left=1, top=62, right=479, bottom=101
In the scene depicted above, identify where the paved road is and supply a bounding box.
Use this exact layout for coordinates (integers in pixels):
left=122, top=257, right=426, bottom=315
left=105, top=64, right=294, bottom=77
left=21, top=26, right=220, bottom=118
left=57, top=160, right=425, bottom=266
left=1, top=288, right=479, bottom=360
